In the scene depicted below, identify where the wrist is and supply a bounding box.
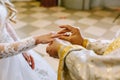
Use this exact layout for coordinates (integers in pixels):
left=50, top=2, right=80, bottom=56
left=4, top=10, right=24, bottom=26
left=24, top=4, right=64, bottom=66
left=34, top=36, right=41, bottom=45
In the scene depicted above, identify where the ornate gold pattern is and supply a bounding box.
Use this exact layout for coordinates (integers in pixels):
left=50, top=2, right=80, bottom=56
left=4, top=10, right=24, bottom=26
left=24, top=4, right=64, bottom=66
left=58, top=45, right=73, bottom=80
left=57, top=45, right=83, bottom=80
left=104, top=37, right=120, bottom=55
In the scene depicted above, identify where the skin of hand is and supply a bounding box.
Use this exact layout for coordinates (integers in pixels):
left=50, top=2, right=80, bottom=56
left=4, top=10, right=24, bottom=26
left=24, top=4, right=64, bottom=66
left=34, top=32, right=59, bottom=45
left=58, top=25, right=84, bottom=45
left=46, top=39, right=63, bottom=58
left=22, top=52, right=35, bottom=69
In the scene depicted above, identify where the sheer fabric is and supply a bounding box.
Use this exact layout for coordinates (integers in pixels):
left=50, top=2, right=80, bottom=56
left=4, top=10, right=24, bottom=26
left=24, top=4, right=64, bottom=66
left=0, top=3, right=57, bottom=80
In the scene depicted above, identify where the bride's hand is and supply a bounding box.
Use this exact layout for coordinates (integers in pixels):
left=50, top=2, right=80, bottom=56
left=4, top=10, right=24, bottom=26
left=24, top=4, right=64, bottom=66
left=34, top=32, right=60, bottom=45
left=22, top=52, right=35, bottom=69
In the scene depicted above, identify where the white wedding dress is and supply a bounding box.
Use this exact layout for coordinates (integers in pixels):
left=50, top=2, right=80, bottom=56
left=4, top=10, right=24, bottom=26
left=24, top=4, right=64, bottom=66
left=0, top=7, right=57, bottom=80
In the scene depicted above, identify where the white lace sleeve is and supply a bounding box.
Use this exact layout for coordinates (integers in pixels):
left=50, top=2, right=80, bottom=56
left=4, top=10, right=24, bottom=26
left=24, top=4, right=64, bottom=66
left=0, top=37, right=36, bottom=59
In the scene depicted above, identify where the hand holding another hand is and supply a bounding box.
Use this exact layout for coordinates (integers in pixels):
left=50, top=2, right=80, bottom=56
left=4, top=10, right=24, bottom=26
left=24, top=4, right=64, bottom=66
left=34, top=32, right=60, bottom=45
left=46, top=39, right=67, bottom=58
left=58, top=25, right=84, bottom=45
left=46, top=39, right=61, bottom=58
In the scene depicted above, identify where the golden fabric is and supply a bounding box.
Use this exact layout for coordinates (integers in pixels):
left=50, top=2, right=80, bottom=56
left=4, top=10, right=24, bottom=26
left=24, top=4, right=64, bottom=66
left=58, top=45, right=73, bottom=80
left=104, top=37, right=120, bottom=55
left=82, top=39, right=88, bottom=48
left=58, top=45, right=83, bottom=80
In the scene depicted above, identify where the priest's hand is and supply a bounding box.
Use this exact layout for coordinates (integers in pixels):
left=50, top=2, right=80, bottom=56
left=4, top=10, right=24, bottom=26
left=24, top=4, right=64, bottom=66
left=58, top=25, right=84, bottom=45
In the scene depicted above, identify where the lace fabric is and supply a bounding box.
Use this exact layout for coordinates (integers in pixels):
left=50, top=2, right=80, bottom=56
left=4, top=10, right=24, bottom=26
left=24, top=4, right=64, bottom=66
left=0, top=37, right=36, bottom=58
left=0, top=24, right=57, bottom=80
left=0, top=3, right=57, bottom=80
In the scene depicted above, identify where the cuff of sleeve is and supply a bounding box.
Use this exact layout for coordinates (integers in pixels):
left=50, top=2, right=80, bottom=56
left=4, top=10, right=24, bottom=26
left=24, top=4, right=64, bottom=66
left=27, top=37, right=36, bottom=46
left=82, top=39, right=89, bottom=48
left=21, top=37, right=36, bottom=48
left=58, top=45, right=72, bottom=59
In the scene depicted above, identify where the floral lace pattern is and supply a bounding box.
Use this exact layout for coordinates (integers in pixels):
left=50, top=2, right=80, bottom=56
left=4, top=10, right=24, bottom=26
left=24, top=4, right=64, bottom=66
left=0, top=26, right=36, bottom=59
left=0, top=24, right=57, bottom=80
left=0, top=38, right=36, bottom=58
left=0, top=4, right=57, bottom=80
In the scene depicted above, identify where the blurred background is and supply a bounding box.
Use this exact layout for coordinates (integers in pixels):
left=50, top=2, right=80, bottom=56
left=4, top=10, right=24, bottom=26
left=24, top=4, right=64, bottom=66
left=11, top=0, right=120, bottom=72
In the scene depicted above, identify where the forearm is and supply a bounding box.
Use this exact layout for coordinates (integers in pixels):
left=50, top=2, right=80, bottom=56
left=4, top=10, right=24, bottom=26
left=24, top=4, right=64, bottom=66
left=0, top=37, right=36, bottom=59
left=83, top=38, right=111, bottom=55
left=65, top=49, right=93, bottom=80
left=6, top=22, right=30, bottom=55
left=65, top=48, right=120, bottom=80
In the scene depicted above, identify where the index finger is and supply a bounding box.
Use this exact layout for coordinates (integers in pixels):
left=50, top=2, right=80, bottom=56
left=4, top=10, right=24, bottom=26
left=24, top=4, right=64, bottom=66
left=57, top=28, right=69, bottom=34
left=51, top=34, right=64, bottom=38
left=59, top=25, right=76, bottom=33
